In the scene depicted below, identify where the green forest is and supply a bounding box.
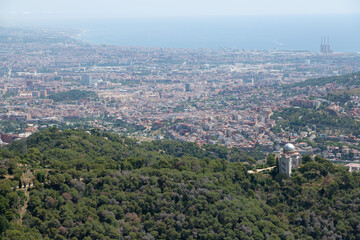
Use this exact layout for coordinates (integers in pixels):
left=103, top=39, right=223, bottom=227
left=0, top=128, right=360, bottom=239
left=271, top=107, right=360, bottom=136
left=286, top=71, right=360, bottom=88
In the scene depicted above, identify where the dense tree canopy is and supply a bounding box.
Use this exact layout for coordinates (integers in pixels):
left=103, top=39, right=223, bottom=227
left=286, top=71, right=360, bottom=88
left=272, top=107, right=360, bottom=136
left=0, top=128, right=359, bottom=239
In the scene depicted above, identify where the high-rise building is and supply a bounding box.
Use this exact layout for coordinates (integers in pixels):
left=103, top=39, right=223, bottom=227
left=81, top=74, right=95, bottom=86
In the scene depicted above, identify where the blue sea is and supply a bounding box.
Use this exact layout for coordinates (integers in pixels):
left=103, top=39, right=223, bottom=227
left=15, top=15, right=360, bottom=52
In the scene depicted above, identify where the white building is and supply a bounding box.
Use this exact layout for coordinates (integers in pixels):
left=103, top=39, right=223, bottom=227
left=345, top=163, right=360, bottom=172
left=279, top=143, right=302, bottom=177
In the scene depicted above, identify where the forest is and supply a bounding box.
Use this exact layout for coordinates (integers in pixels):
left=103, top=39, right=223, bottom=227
left=271, top=107, right=360, bottom=136
left=286, top=71, right=360, bottom=88
left=0, top=128, right=359, bottom=239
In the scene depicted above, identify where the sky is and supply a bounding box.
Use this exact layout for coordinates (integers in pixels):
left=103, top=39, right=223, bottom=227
left=0, top=0, right=360, bottom=24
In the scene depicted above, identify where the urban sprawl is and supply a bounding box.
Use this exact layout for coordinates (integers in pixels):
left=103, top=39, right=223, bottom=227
left=1, top=27, right=360, bottom=164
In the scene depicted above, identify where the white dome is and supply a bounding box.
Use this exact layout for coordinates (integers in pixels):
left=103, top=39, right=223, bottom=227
left=284, top=143, right=295, bottom=152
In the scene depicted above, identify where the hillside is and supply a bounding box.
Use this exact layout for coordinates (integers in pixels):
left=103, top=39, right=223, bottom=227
left=271, top=107, right=360, bottom=136
left=0, top=27, right=82, bottom=45
left=0, top=128, right=359, bottom=239
left=286, top=71, right=360, bottom=88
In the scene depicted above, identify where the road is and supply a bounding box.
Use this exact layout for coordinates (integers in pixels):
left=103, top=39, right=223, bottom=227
left=247, top=166, right=276, bottom=174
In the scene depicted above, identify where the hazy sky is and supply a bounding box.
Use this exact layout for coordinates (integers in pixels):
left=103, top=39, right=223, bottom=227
left=1, top=0, right=360, bottom=24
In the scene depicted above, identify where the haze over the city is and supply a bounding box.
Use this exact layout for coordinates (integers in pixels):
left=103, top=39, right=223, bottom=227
left=1, top=0, right=360, bottom=51
left=1, top=0, right=360, bottom=20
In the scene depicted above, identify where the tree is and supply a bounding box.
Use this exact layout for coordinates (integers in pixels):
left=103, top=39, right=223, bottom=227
left=35, top=171, right=46, bottom=183
left=302, top=155, right=312, bottom=164
left=0, top=215, right=9, bottom=235
left=266, top=155, right=276, bottom=166
left=0, top=168, right=7, bottom=178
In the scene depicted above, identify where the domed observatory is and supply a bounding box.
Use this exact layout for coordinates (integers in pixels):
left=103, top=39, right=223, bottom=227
left=279, top=143, right=302, bottom=177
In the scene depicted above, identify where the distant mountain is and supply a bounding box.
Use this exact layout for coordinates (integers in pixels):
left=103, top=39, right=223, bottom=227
left=0, top=26, right=82, bottom=45
left=286, top=71, right=360, bottom=88
left=0, top=128, right=359, bottom=239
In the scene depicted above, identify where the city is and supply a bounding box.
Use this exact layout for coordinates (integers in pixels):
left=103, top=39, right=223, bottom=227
left=1, top=27, right=360, bottom=163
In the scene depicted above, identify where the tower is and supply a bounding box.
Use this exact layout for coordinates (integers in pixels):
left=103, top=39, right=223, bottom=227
left=320, top=36, right=324, bottom=53
left=320, top=36, right=332, bottom=53
left=81, top=74, right=93, bottom=86
left=279, top=143, right=302, bottom=177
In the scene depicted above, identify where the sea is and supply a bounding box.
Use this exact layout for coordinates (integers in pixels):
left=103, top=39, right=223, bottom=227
left=12, top=14, right=360, bottom=52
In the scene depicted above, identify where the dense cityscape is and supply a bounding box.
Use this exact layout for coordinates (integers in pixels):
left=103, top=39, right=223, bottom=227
left=1, top=27, right=360, bottom=162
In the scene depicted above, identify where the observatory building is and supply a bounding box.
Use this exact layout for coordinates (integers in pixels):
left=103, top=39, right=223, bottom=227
left=279, top=143, right=302, bottom=177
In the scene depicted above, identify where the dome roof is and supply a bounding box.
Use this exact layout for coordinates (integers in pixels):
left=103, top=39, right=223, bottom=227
left=284, top=143, right=295, bottom=152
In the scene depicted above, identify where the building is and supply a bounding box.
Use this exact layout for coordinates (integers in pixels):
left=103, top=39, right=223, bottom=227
left=290, top=99, right=321, bottom=109
left=345, top=163, right=360, bottom=172
left=1, top=133, right=13, bottom=144
left=279, top=143, right=302, bottom=177
left=81, top=74, right=96, bottom=86
left=40, top=90, right=48, bottom=98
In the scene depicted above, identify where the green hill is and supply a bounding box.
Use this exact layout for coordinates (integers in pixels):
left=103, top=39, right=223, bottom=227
left=286, top=71, right=360, bottom=88
left=271, top=107, right=360, bottom=136
left=0, top=128, right=359, bottom=239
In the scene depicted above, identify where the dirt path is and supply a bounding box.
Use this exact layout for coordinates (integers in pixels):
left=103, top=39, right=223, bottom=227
left=247, top=166, right=276, bottom=174
left=18, top=188, right=30, bottom=225
left=17, top=169, right=34, bottom=226
left=4, top=174, right=14, bottom=180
